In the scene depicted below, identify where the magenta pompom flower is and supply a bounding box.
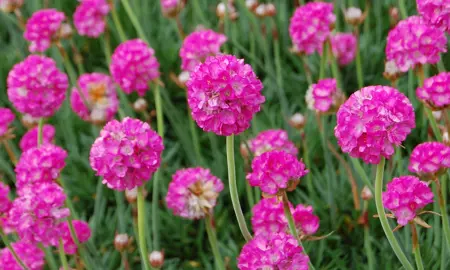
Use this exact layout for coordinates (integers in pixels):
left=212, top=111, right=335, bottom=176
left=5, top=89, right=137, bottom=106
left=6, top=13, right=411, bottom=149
left=237, top=232, right=309, bottom=270
left=331, top=33, right=357, bottom=66
left=24, top=9, right=67, bottom=52
left=306, top=78, right=345, bottom=113
left=0, top=241, right=45, bottom=270
left=89, top=117, right=164, bottom=191
left=416, top=72, right=450, bottom=110
left=161, top=0, right=184, bottom=17
left=59, top=220, right=91, bottom=255
left=417, top=0, right=450, bottom=33
left=7, top=55, right=68, bottom=118
left=166, top=167, right=224, bottom=220
left=74, top=0, right=110, bottom=38
left=386, top=16, right=447, bottom=72
left=246, top=150, right=309, bottom=195
left=248, top=129, right=298, bottom=157
left=110, top=39, right=160, bottom=96
left=180, top=29, right=227, bottom=72
left=289, top=2, right=335, bottom=55
left=187, top=54, right=265, bottom=136
left=0, top=182, right=11, bottom=214
left=292, top=204, right=320, bottom=236
left=19, top=124, right=55, bottom=152
left=409, top=142, right=450, bottom=178
left=0, top=108, right=14, bottom=138
left=335, top=86, right=415, bottom=164
left=382, top=176, right=434, bottom=226
left=71, top=73, right=119, bottom=124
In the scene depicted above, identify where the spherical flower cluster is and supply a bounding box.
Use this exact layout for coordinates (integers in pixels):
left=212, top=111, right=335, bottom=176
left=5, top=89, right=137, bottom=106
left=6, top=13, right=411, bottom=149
left=0, top=0, right=24, bottom=13
left=59, top=220, right=91, bottom=254
left=382, top=176, right=434, bottom=225
left=89, top=117, right=164, bottom=190
left=386, top=16, right=447, bottom=72
left=0, top=241, right=45, bottom=270
left=0, top=108, right=14, bottom=138
left=237, top=232, right=309, bottom=270
left=187, top=54, right=265, bottom=136
left=110, top=39, right=160, bottom=96
left=331, top=33, right=357, bottom=66
left=248, top=129, right=298, bottom=157
left=289, top=2, right=335, bottom=55
left=306, top=78, right=344, bottom=113
left=335, top=86, right=415, bottom=164
left=0, top=182, right=11, bottom=214
left=409, top=142, right=450, bottom=178
left=166, top=167, right=224, bottom=219
left=8, top=182, right=70, bottom=246
left=416, top=72, right=450, bottom=110
left=246, top=150, right=309, bottom=195
left=160, top=0, right=184, bottom=17
left=417, top=0, right=450, bottom=33
left=19, top=124, right=55, bottom=152
left=71, top=73, right=119, bottom=124
left=7, top=55, right=68, bottom=118
left=180, top=29, right=227, bottom=72
left=24, top=9, right=66, bottom=52
left=292, top=204, right=320, bottom=236
left=74, top=0, right=110, bottom=38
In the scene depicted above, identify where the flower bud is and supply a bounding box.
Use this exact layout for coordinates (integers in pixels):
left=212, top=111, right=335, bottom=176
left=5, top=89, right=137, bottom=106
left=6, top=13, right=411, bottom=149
left=383, top=60, right=402, bottom=81
left=125, top=187, right=138, bottom=204
left=149, top=250, right=164, bottom=268
left=178, top=71, right=190, bottom=85
left=345, top=7, right=364, bottom=26
left=216, top=2, right=238, bottom=20
left=0, top=0, right=23, bottom=13
left=114, top=233, right=130, bottom=252
left=444, top=131, right=450, bottom=145
left=133, top=98, right=148, bottom=113
left=389, top=7, right=399, bottom=26
left=59, top=23, right=73, bottom=39
left=361, top=186, right=373, bottom=201
left=21, top=114, right=40, bottom=129
left=245, top=0, right=258, bottom=11
left=254, top=4, right=266, bottom=17
left=240, top=142, right=249, bottom=160
left=265, top=4, right=276, bottom=17
left=432, top=110, right=442, bottom=121
left=288, top=113, right=306, bottom=130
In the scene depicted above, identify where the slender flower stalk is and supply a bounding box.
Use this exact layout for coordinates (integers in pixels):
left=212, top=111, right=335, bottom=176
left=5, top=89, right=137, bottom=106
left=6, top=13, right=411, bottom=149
left=398, top=0, right=407, bottom=19
left=137, top=186, right=151, bottom=270
left=37, top=118, right=44, bottom=145
left=351, top=158, right=374, bottom=192
left=56, top=44, right=78, bottom=87
left=319, top=43, right=327, bottom=79
left=362, top=200, right=375, bottom=270
left=40, top=243, right=58, bottom=270
left=354, top=27, right=364, bottom=88
left=435, top=176, right=450, bottom=250
left=121, top=0, right=149, bottom=44
left=110, top=3, right=127, bottom=41
left=411, top=224, right=424, bottom=270
left=0, top=228, right=29, bottom=270
left=58, top=239, right=70, bottom=270
left=328, top=40, right=342, bottom=90
left=205, top=215, right=225, bottom=270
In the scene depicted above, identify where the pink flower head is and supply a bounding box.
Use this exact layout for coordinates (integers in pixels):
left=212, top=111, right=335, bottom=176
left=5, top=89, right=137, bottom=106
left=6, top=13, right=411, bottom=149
left=237, top=232, right=309, bottom=270
left=110, top=39, right=160, bottom=96
left=24, top=9, right=66, bottom=52
left=8, top=182, right=70, bottom=246
left=160, top=0, right=184, bottom=17
left=7, top=55, right=68, bottom=118
left=187, top=54, right=265, bottom=136
left=306, top=78, right=345, bottom=113
left=246, top=150, right=309, bottom=195
left=180, top=29, right=227, bottom=72
left=409, top=142, right=450, bottom=178
left=0, top=0, right=24, bottom=12
left=382, top=176, right=434, bottom=226
left=331, top=33, right=357, bottom=66
left=335, top=86, right=415, bottom=164
left=289, top=2, right=335, bottom=55
left=417, top=0, right=450, bottom=33
left=71, top=73, right=119, bottom=124
left=166, top=167, right=223, bottom=219
left=74, top=0, right=110, bottom=38
left=416, top=72, right=450, bottom=110
left=0, top=241, right=45, bottom=270
left=0, top=182, right=11, bottom=214
left=59, top=220, right=91, bottom=255
left=386, top=16, right=447, bottom=72
left=89, top=117, right=164, bottom=191
left=292, top=204, right=320, bottom=236
left=248, top=129, right=298, bottom=157
left=19, top=124, right=55, bottom=152
left=0, top=108, right=14, bottom=137
left=15, top=143, right=67, bottom=192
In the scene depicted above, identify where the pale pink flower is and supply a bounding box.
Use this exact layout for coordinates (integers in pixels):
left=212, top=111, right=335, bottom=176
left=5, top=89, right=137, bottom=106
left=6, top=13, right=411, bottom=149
left=59, top=220, right=91, bottom=255
left=409, top=142, right=450, bottom=178
left=24, top=9, right=66, bottom=52
left=0, top=108, right=14, bottom=137
left=417, top=0, right=450, bottom=33
left=19, top=124, right=55, bottom=152
left=0, top=241, right=44, bottom=270
left=306, top=78, right=344, bottom=113
left=331, top=33, right=357, bottom=66
left=416, top=72, right=450, bottom=110
left=248, top=129, right=298, bottom=157
left=74, top=0, right=110, bottom=37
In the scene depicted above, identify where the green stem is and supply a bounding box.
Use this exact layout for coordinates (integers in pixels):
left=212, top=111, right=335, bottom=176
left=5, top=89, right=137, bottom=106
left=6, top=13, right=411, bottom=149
left=363, top=201, right=375, bottom=270
left=226, top=135, right=252, bottom=242
left=0, top=228, right=29, bottom=270
left=137, top=186, right=151, bottom=270
left=398, top=0, right=408, bottom=19
left=205, top=215, right=225, bottom=270
left=436, top=178, right=450, bottom=251
left=58, top=239, right=70, bottom=270
left=40, top=243, right=58, bottom=270
left=425, top=107, right=443, bottom=141
left=319, top=42, right=327, bottom=80
left=59, top=47, right=78, bottom=87
left=188, top=111, right=204, bottom=165
left=355, top=27, right=364, bottom=89
left=301, top=56, right=313, bottom=85
left=153, top=84, right=164, bottom=139
left=411, top=224, right=424, bottom=270
left=302, top=132, right=313, bottom=195
left=351, top=158, right=374, bottom=192
left=122, top=0, right=148, bottom=43
left=191, top=0, right=208, bottom=26
left=374, top=157, right=414, bottom=270
left=37, top=118, right=44, bottom=146
left=111, top=5, right=127, bottom=42
left=114, top=191, right=127, bottom=232
left=328, top=40, right=342, bottom=90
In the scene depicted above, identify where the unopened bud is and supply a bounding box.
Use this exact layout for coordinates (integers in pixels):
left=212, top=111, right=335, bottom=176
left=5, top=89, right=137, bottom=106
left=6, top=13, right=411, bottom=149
left=254, top=4, right=266, bottom=17
left=178, top=71, right=190, bottom=85
left=383, top=60, right=402, bottom=81
left=59, top=23, right=73, bottom=39
left=265, top=3, right=276, bottom=17
left=289, top=113, right=306, bottom=130
left=245, top=0, right=258, bottom=11
left=345, top=7, right=364, bottom=26
left=125, top=187, right=138, bottom=204
left=114, top=234, right=130, bottom=252
left=432, top=110, right=442, bottom=121
left=389, top=7, right=399, bottom=26
left=361, top=186, right=373, bottom=201
left=240, top=142, right=249, bottom=159
left=149, top=250, right=164, bottom=268
left=21, top=114, right=40, bottom=129
left=444, top=131, right=450, bottom=145
left=0, top=0, right=24, bottom=13
left=133, top=98, right=148, bottom=113
left=161, top=0, right=184, bottom=18
left=216, top=2, right=238, bottom=20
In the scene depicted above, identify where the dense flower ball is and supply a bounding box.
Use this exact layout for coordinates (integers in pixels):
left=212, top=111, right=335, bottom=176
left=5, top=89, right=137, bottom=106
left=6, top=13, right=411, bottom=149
left=335, top=86, right=415, bottom=164
left=8, top=182, right=70, bottom=246
left=0, top=241, right=45, bottom=270
left=110, top=39, right=160, bottom=96
left=74, top=0, right=110, bottom=38
left=71, top=73, right=119, bottom=124
left=386, top=16, right=447, bottom=72
left=409, top=142, right=450, bottom=178
left=7, top=55, right=68, bottom=118
left=306, top=78, right=344, bottom=113
left=292, top=204, right=320, bottom=236
left=187, top=54, right=265, bottom=136
left=0, top=182, right=11, bottom=214
left=416, top=72, right=450, bottom=110
left=382, top=176, right=434, bottom=225
left=0, top=0, right=24, bottom=12
left=331, top=33, right=357, bottom=66
left=59, top=220, right=91, bottom=255
left=417, top=0, right=450, bottom=33
left=248, top=129, right=298, bottom=157
left=19, top=124, right=55, bottom=152
left=160, top=0, right=184, bottom=17
left=24, top=9, right=66, bottom=52
left=289, top=2, right=335, bottom=55
left=166, top=167, right=224, bottom=219
left=0, top=108, right=14, bottom=137
left=180, top=29, right=227, bottom=72
left=247, top=150, right=308, bottom=195
left=237, top=232, right=309, bottom=270
left=89, top=117, right=164, bottom=190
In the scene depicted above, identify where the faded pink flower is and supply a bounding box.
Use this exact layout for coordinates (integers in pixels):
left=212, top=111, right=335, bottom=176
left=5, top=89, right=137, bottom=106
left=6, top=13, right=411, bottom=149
left=386, top=16, right=447, bottom=72
left=417, top=0, right=450, bottom=33
left=0, top=108, right=14, bottom=137
left=289, top=2, right=335, bottom=55
left=74, top=0, right=110, bottom=38
left=89, top=117, right=164, bottom=190
left=110, top=39, right=160, bottom=96
left=0, top=182, right=11, bottom=214
left=331, top=33, right=357, bottom=66
left=7, top=55, right=68, bottom=118
left=24, top=9, right=66, bottom=52
left=187, top=54, right=265, bottom=136
left=306, top=78, right=344, bottom=113
left=59, top=220, right=91, bottom=255
left=335, top=86, right=415, bottom=164
left=409, top=142, right=450, bottom=178
left=237, top=232, right=309, bottom=270
left=382, top=176, right=434, bottom=226
left=71, top=73, right=119, bottom=124
left=0, top=0, right=24, bottom=12
left=416, top=72, right=450, bottom=110
left=248, top=129, right=298, bottom=157
left=166, top=167, right=224, bottom=219
left=0, top=241, right=45, bottom=270
left=19, top=124, right=55, bottom=152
